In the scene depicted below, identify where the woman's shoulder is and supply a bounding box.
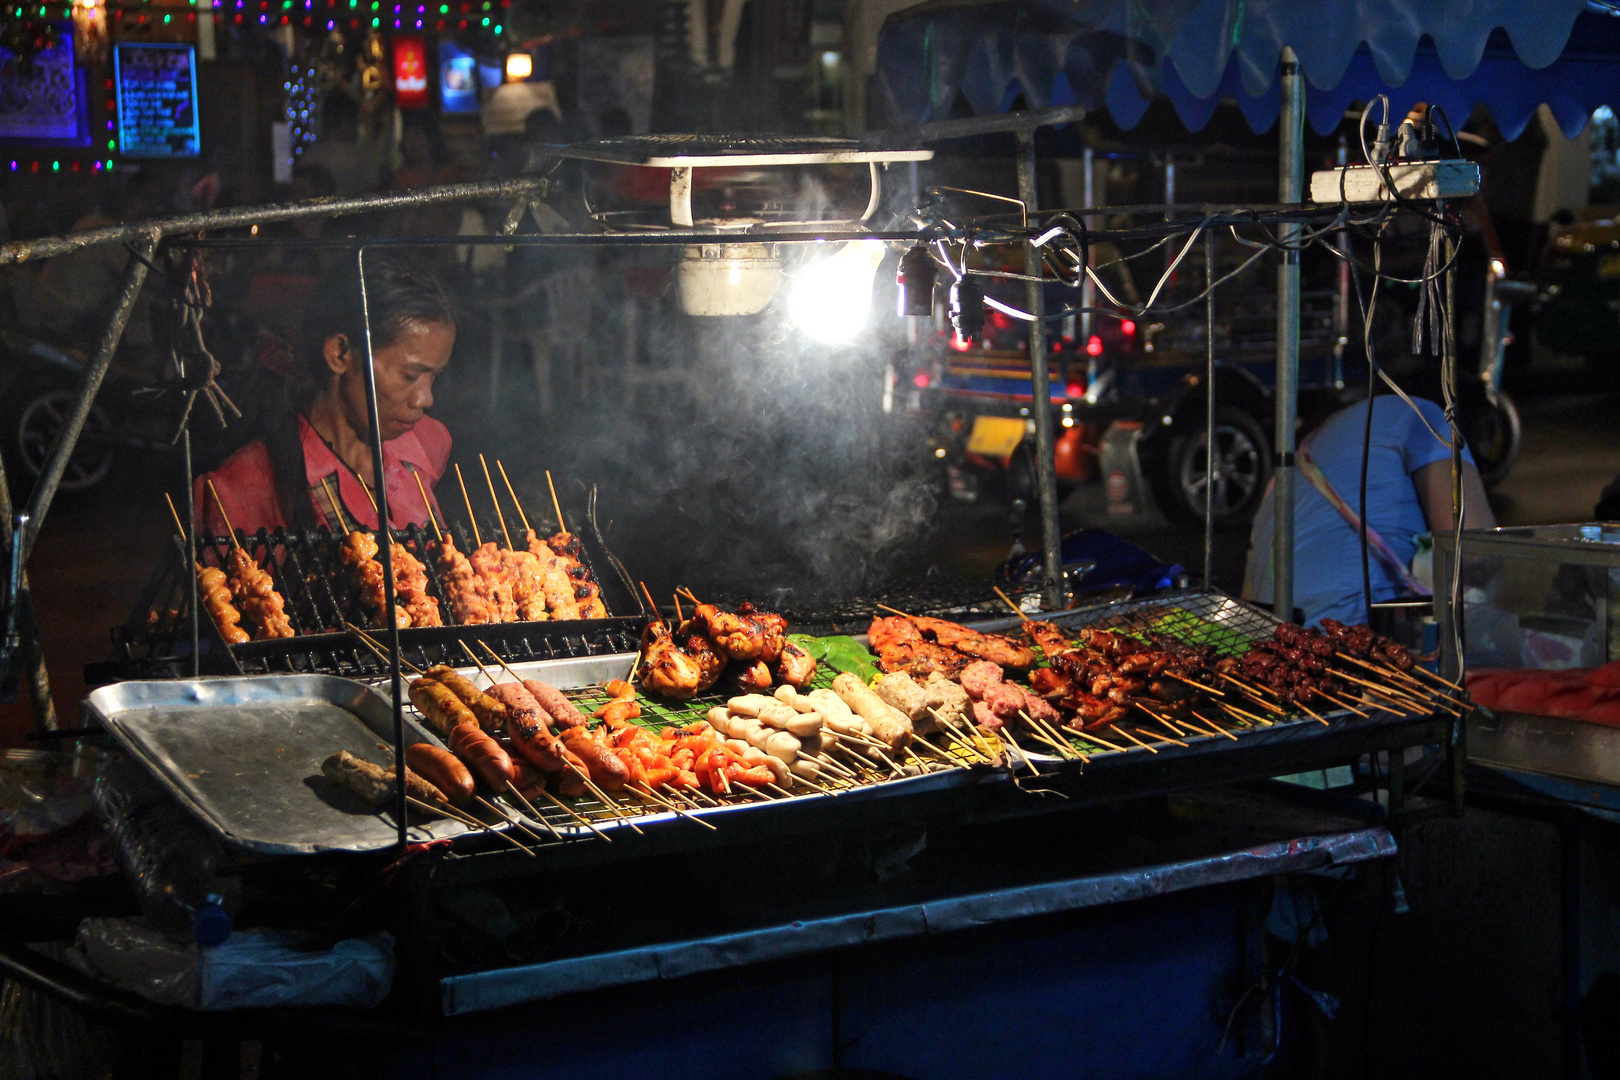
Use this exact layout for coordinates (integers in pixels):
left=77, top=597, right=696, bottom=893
left=398, top=416, right=452, bottom=476
left=209, top=438, right=275, bottom=480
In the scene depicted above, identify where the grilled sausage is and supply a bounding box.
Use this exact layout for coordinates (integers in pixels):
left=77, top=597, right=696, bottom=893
left=408, top=678, right=480, bottom=738
left=831, top=672, right=913, bottom=750
left=321, top=750, right=444, bottom=808
left=523, top=679, right=587, bottom=728
left=405, top=743, right=476, bottom=807
left=486, top=681, right=554, bottom=732
left=555, top=748, right=589, bottom=797
left=558, top=727, right=630, bottom=790
left=425, top=665, right=508, bottom=733
left=448, top=722, right=517, bottom=792
left=505, top=711, right=571, bottom=772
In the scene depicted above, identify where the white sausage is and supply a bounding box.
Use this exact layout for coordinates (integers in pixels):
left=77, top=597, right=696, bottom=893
left=832, top=673, right=913, bottom=750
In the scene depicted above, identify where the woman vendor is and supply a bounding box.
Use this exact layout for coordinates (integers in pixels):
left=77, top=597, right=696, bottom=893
left=197, top=253, right=455, bottom=536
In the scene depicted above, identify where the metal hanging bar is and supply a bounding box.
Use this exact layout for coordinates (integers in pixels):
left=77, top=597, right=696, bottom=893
left=0, top=176, right=550, bottom=267
left=20, top=230, right=158, bottom=564
left=1273, top=47, right=1304, bottom=621
left=1016, top=129, right=1064, bottom=610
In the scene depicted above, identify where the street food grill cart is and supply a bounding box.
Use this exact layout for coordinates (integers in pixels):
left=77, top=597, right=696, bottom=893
left=0, top=136, right=1470, bottom=1076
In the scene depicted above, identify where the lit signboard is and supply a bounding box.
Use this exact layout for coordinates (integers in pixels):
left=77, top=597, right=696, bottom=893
left=114, top=42, right=200, bottom=157
left=394, top=36, right=428, bottom=110
left=0, top=26, right=89, bottom=145
left=439, top=41, right=478, bottom=114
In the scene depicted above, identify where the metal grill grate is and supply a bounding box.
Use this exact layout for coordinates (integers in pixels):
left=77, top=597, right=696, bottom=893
left=713, top=577, right=1046, bottom=640
left=1047, top=590, right=1282, bottom=655
left=100, top=507, right=646, bottom=683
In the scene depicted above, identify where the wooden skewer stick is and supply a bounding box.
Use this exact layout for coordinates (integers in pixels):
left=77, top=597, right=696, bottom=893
left=410, top=469, right=444, bottom=542
left=318, top=476, right=348, bottom=533
left=477, top=640, right=525, bottom=683
left=1166, top=671, right=1225, bottom=697
left=586, top=785, right=646, bottom=834
left=910, top=737, right=960, bottom=763
left=677, top=586, right=702, bottom=605
left=479, top=454, right=514, bottom=550
left=475, top=796, right=549, bottom=846
left=1403, top=663, right=1467, bottom=693
left=1172, top=715, right=1222, bottom=740
left=1336, top=651, right=1428, bottom=690
left=1289, top=697, right=1331, bottom=725
left=767, top=782, right=804, bottom=799
left=500, top=788, right=562, bottom=840
left=928, top=708, right=990, bottom=763
left=639, top=581, right=663, bottom=622
left=1348, top=690, right=1423, bottom=718
left=454, top=464, right=482, bottom=547
left=672, top=592, right=683, bottom=624
left=533, top=787, right=613, bottom=842
left=344, top=621, right=427, bottom=675
left=991, top=584, right=1030, bottom=621
left=1019, top=720, right=1077, bottom=760
left=1315, top=690, right=1370, bottom=718
left=1107, top=725, right=1158, bottom=753
left=1186, top=711, right=1239, bottom=740
left=1218, top=700, right=1277, bottom=727
left=353, top=474, right=380, bottom=516
left=405, top=797, right=536, bottom=856
left=403, top=793, right=479, bottom=828
left=811, top=753, right=860, bottom=779
left=1332, top=669, right=1430, bottom=708
left=874, top=603, right=914, bottom=619
left=1035, top=716, right=1086, bottom=757
left=998, top=726, right=1039, bottom=772
left=632, top=783, right=718, bottom=830
left=456, top=639, right=500, bottom=685
left=1144, top=711, right=1197, bottom=742
left=495, top=461, right=533, bottom=535
left=1134, top=726, right=1188, bottom=748
left=545, top=470, right=566, bottom=533
left=1221, top=672, right=1280, bottom=701
left=205, top=480, right=242, bottom=550
left=163, top=492, right=190, bottom=545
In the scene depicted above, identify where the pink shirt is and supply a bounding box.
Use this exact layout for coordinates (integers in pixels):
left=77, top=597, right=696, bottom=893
left=195, top=414, right=451, bottom=537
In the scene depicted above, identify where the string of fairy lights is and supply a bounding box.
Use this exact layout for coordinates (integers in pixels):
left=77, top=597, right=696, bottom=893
left=3, top=0, right=504, bottom=28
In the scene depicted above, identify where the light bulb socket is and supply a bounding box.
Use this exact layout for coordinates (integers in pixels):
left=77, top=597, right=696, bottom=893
left=950, top=277, right=985, bottom=342
left=896, top=243, right=937, bottom=317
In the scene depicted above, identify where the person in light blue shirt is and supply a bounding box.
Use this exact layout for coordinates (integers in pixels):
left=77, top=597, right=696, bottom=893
left=1244, top=394, right=1495, bottom=627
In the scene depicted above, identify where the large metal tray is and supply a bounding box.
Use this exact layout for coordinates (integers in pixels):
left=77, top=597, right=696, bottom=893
left=85, top=675, right=478, bottom=855
left=1468, top=708, right=1620, bottom=789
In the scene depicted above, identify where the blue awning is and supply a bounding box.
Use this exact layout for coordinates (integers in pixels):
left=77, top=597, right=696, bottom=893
left=878, top=0, right=1616, bottom=140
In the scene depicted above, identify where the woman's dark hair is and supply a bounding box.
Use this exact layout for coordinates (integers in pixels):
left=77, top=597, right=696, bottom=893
left=259, top=251, right=456, bottom=529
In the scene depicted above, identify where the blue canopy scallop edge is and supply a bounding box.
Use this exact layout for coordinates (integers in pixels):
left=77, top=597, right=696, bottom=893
left=878, top=0, right=1614, bottom=140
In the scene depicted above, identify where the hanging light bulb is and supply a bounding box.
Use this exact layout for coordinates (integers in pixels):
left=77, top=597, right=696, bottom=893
left=789, top=239, right=887, bottom=345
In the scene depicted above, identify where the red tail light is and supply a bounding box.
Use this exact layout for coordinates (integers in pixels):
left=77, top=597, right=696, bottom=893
left=1085, top=335, right=1104, bottom=357
left=1120, top=320, right=1137, bottom=336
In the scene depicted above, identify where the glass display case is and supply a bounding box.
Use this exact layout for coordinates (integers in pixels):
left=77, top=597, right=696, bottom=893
left=1434, top=524, right=1620, bottom=788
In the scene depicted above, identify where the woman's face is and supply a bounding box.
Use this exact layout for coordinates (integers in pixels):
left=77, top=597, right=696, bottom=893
left=325, top=319, right=455, bottom=442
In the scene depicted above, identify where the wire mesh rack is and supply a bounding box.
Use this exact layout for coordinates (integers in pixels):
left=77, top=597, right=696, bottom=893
left=712, top=576, right=1046, bottom=639
left=98, top=505, right=645, bottom=683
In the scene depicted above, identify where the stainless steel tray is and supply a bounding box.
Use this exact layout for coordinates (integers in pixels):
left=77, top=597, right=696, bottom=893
left=85, top=674, right=479, bottom=854
left=1468, top=708, right=1620, bottom=789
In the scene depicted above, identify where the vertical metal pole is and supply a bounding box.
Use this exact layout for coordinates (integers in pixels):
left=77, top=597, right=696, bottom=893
left=1163, top=155, right=1177, bottom=275
left=1204, top=230, right=1216, bottom=590
left=355, top=247, right=408, bottom=851
left=1333, top=136, right=1350, bottom=391
left=1018, top=128, right=1063, bottom=609
left=0, top=453, right=53, bottom=729
left=183, top=428, right=199, bottom=677
left=21, top=230, right=158, bottom=562
left=1081, top=146, right=1098, bottom=388
left=1273, top=47, right=1304, bottom=621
